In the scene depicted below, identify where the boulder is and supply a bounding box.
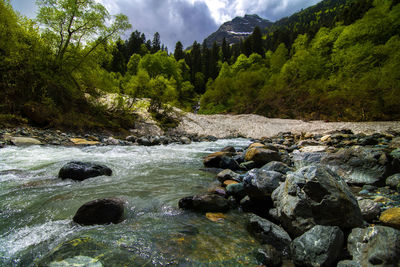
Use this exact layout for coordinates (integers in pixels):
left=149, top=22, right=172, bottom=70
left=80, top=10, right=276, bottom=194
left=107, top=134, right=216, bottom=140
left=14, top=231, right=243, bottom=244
left=243, top=169, right=285, bottom=200
left=221, top=146, right=236, bottom=153
left=239, top=161, right=257, bottom=170
left=219, top=156, right=240, bottom=171
left=244, top=148, right=281, bottom=168
left=203, top=151, right=233, bottom=168
left=386, top=173, right=400, bottom=190
left=254, top=245, right=282, bottom=267
left=290, top=225, right=344, bottom=267
left=300, top=146, right=328, bottom=153
left=226, top=183, right=246, bottom=201
left=69, top=138, right=100, bottom=145
left=49, top=256, right=103, bottom=267
left=178, top=194, right=230, bottom=212
left=216, top=169, right=241, bottom=183
left=271, top=165, right=363, bottom=236
left=137, top=137, right=151, bottom=146
left=180, top=136, right=191, bottom=144
left=10, top=137, right=42, bottom=146
left=321, top=147, right=392, bottom=185
left=260, top=161, right=292, bottom=174
left=358, top=199, right=381, bottom=222
left=73, top=198, right=125, bottom=225
left=292, top=151, right=326, bottom=169
left=247, top=215, right=292, bottom=252
left=379, top=207, right=400, bottom=230
left=58, top=161, right=112, bottom=181
left=345, top=226, right=400, bottom=266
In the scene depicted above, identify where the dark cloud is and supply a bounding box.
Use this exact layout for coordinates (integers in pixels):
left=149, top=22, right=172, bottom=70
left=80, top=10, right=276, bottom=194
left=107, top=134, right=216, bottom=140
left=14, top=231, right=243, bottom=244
left=118, top=0, right=218, bottom=50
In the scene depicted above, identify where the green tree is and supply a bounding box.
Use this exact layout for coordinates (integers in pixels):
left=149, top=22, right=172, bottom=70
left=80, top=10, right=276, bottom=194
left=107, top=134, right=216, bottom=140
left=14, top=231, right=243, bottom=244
left=174, top=41, right=185, bottom=61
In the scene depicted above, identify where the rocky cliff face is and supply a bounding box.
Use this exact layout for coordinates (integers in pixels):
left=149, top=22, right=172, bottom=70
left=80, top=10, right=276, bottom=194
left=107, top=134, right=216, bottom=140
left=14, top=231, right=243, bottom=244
left=204, top=14, right=272, bottom=47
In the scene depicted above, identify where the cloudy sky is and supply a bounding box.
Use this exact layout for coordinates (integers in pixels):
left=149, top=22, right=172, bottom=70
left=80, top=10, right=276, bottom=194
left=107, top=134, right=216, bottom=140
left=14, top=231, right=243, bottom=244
left=11, top=0, right=321, bottom=49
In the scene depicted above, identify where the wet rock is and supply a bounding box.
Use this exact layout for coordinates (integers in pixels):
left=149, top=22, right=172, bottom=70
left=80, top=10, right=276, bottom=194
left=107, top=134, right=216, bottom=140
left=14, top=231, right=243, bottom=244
left=219, top=156, right=240, bottom=171
left=58, top=161, right=112, bottom=181
left=178, top=194, right=230, bottom=212
left=244, top=148, right=281, bottom=168
left=73, top=198, right=125, bottom=225
left=297, top=140, right=321, bottom=147
left=247, top=214, right=292, bottom=252
left=10, top=137, right=42, bottom=146
left=358, top=199, right=381, bottom=222
left=240, top=161, right=257, bottom=170
left=216, top=169, right=241, bottom=183
left=105, top=137, right=120, bottom=145
left=386, top=173, right=400, bottom=190
left=137, top=137, right=151, bottom=146
left=379, top=207, right=400, bottom=230
left=271, top=165, right=363, bottom=236
left=299, top=146, right=328, bottom=153
left=126, top=135, right=136, bottom=142
left=180, top=136, right=191, bottom=144
left=203, top=151, right=233, bottom=168
left=290, top=225, right=344, bottom=267
left=226, top=182, right=246, bottom=201
left=260, top=161, right=292, bottom=174
left=243, top=169, right=284, bottom=200
left=254, top=245, right=282, bottom=267
left=321, top=147, right=391, bottom=185
left=70, top=138, right=100, bottom=145
left=221, top=146, right=236, bottom=153
left=49, top=256, right=103, bottom=267
left=345, top=226, right=400, bottom=266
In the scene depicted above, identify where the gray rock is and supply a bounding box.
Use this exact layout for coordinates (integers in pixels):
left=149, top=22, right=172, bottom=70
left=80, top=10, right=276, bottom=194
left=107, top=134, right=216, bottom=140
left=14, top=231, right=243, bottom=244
left=247, top=215, right=292, bottom=252
left=292, top=151, right=326, bottom=169
left=358, top=199, right=381, bottom=222
left=243, top=169, right=284, bottom=200
left=260, top=161, right=292, bottom=174
left=346, top=226, right=400, bottom=266
left=240, top=161, right=257, bottom=170
left=58, top=161, right=112, bottom=181
left=221, top=146, right=236, bottom=153
left=73, top=198, right=125, bottom=225
left=180, top=136, right=191, bottom=144
left=271, top=165, right=363, bottom=236
left=137, top=137, right=151, bottom=146
left=178, top=194, right=230, bottom=212
left=290, top=225, right=344, bottom=267
left=49, top=256, right=103, bottom=267
left=10, top=137, right=42, bottom=146
left=337, top=260, right=362, bottom=267
left=126, top=135, right=136, bottom=142
left=219, top=156, right=240, bottom=171
left=226, top=183, right=246, bottom=200
left=216, top=169, right=241, bottom=183
left=321, top=147, right=391, bottom=185
left=386, top=173, right=400, bottom=190
left=254, top=245, right=282, bottom=267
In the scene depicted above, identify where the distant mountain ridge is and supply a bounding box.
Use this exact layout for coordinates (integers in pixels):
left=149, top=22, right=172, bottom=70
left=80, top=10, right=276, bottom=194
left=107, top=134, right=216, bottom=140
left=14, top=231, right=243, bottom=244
left=204, top=14, right=272, bottom=47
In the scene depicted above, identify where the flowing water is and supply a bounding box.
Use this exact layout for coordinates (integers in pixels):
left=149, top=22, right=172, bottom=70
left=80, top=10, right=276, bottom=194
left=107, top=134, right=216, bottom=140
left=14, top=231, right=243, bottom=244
left=0, top=139, right=264, bottom=266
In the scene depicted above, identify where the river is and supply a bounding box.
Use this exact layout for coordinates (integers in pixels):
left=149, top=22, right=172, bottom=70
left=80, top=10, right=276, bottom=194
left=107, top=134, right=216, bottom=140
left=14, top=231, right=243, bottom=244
left=0, top=139, right=265, bottom=266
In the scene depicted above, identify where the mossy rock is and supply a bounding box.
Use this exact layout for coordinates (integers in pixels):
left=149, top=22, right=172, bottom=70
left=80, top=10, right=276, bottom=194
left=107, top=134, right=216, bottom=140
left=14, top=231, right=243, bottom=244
left=380, top=207, right=400, bottom=230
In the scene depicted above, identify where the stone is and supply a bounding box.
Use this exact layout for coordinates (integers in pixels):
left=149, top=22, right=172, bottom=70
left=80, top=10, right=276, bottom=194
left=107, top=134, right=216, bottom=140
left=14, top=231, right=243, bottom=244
left=178, top=194, right=230, bottom=212
left=223, top=180, right=238, bottom=186
left=70, top=138, right=100, bottom=145
left=321, top=147, right=391, bottom=185
left=321, top=135, right=331, bottom=142
left=58, top=161, right=112, bottom=181
left=221, top=146, right=236, bottom=153
left=297, top=140, right=321, bottom=147
left=10, top=137, right=42, bottom=146
left=248, top=142, right=266, bottom=149
left=337, top=260, right=362, bottom=267
left=271, top=165, right=363, bottom=236
left=244, top=148, right=281, bottom=168
left=219, top=156, right=240, bottom=171
left=243, top=169, right=284, bottom=200
left=260, top=161, right=292, bottom=174
left=105, top=137, right=119, bottom=145
left=203, top=151, right=232, bottom=168
left=358, top=199, right=381, bottom=222
left=180, top=136, right=191, bottom=144
left=346, top=226, right=400, bottom=266
left=126, top=135, right=136, bottom=142
left=73, top=198, right=125, bottom=225
left=292, top=151, right=326, bottom=169
left=379, top=207, right=400, bottom=230
left=239, top=161, right=257, bottom=170
left=386, top=173, right=400, bottom=190
left=49, top=256, right=103, bottom=267
left=205, top=212, right=226, bottom=222
left=226, top=183, right=246, bottom=200
left=290, top=225, right=344, bottom=267
left=254, top=245, right=282, bottom=267
left=299, top=146, right=328, bottom=153
left=247, top=214, right=292, bottom=252
left=216, top=169, right=241, bottom=183
left=137, top=137, right=151, bottom=146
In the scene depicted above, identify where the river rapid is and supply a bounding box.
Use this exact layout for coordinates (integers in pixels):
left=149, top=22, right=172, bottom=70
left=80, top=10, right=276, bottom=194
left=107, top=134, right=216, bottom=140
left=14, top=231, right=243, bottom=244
left=0, top=139, right=266, bottom=266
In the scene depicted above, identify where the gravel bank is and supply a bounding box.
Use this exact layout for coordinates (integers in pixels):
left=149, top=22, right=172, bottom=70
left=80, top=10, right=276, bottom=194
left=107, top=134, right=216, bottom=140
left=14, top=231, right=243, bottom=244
left=177, top=113, right=400, bottom=139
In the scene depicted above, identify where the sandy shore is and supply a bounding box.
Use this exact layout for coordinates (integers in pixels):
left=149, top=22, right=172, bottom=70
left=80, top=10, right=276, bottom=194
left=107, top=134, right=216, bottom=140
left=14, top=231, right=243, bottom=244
left=176, top=113, right=400, bottom=139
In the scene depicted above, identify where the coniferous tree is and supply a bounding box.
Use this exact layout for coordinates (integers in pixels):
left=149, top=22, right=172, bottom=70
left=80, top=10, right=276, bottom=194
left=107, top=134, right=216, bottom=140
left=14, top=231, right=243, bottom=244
left=201, top=40, right=210, bottom=80
left=174, top=41, right=185, bottom=61
left=221, top=38, right=231, bottom=63
left=152, top=32, right=161, bottom=53
left=252, top=26, right=264, bottom=57
left=210, top=42, right=220, bottom=79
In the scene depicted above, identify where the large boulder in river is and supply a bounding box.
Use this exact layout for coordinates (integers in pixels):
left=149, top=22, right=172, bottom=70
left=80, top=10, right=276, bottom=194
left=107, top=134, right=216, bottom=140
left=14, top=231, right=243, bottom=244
left=270, top=165, right=363, bottom=236
left=58, top=161, right=112, bottom=181
left=244, top=148, right=281, bottom=168
left=203, top=152, right=234, bottom=168
left=243, top=169, right=285, bottom=200
left=339, top=226, right=400, bottom=266
left=73, top=198, right=125, bottom=225
left=178, top=194, right=230, bottom=212
left=321, top=146, right=392, bottom=185
left=290, top=225, right=344, bottom=267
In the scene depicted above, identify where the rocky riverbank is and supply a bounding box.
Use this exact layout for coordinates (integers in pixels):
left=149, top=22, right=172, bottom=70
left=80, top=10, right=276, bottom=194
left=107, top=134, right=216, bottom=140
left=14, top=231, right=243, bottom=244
left=179, top=129, right=400, bottom=266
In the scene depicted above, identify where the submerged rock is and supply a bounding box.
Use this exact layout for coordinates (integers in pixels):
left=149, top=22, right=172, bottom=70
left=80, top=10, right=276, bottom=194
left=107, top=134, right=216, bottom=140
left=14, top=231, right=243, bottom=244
left=290, top=225, right=344, bottom=267
left=73, top=198, right=125, bottom=225
left=271, top=165, right=363, bottom=236
left=58, top=161, right=112, bottom=181
left=343, top=226, right=400, bottom=266
left=178, top=194, right=230, bottom=212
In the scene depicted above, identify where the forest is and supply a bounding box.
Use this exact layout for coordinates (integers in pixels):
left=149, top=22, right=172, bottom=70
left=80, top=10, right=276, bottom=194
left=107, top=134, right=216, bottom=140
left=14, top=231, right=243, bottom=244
left=1, top=0, right=399, bottom=131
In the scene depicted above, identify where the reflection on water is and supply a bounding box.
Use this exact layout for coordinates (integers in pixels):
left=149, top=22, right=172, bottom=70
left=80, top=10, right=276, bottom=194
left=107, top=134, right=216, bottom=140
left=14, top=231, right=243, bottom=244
left=0, top=139, right=262, bottom=266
